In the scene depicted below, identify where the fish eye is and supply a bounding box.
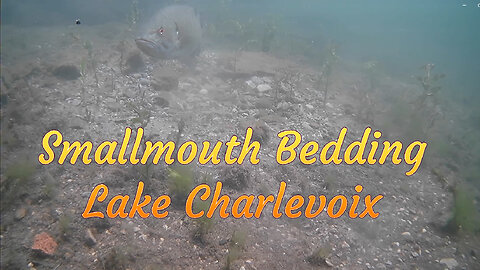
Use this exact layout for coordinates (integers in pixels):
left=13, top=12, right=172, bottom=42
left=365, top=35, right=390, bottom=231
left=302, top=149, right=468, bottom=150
left=157, top=27, right=164, bottom=36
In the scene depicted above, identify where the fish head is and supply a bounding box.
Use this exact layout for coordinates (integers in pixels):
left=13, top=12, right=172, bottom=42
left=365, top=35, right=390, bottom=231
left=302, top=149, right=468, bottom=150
left=135, top=22, right=181, bottom=59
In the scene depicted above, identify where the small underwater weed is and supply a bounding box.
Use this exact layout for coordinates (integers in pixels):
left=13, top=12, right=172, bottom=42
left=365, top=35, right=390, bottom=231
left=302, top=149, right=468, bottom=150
left=168, top=165, right=194, bottom=206
left=224, top=229, right=247, bottom=270
left=444, top=184, right=480, bottom=235
left=127, top=102, right=151, bottom=129
left=5, top=161, right=36, bottom=183
left=307, top=246, right=332, bottom=267
left=1, top=160, right=36, bottom=209
left=363, top=60, right=380, bottom=91
left=102, top=247, right=128, bottom=270
left=58, top=214, right=72, bottom=240
left=41, top=171, right=57, bottom=200
left=275, top=67, right=301, bottom=105
left=192, top=199, right=214, bottom=244
left=413, top=63, right=445, bottom=132
left=319, top=44, right=338, bottom=106
left=127, top=0, right=139, bottom=31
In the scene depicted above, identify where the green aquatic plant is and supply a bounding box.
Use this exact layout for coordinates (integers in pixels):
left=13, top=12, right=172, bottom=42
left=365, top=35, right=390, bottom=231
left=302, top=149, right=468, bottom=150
left=224, top=229, right=247, bottom=270
left=83, top=40, right=99, bottom=88
left=102, top=247, right=128, bottom=270
left=363, top=60, right=380, bottom=91
left=192, top=199, right=214, bottom=244
left=168, top=165, right=194, bottom=206
left=58, top=214, right=73, bottom=240
left=5, top=161, right=36, bottom=183
left=128, top=0, right=140, bottom=31
left=320, top=44, right=339, bottom=106
left=415, top=63, right=444, bottom=108
left=307, top=246, right=332, bottom=266
left=1, top=160, right=36, bottom=209
left=128, top=102, right=151, bottom=129
left=41, top=172, right=57, bottom=200
left=444, top=184, right=480, bottom=235
left=275, top=67, right=301, bottom=104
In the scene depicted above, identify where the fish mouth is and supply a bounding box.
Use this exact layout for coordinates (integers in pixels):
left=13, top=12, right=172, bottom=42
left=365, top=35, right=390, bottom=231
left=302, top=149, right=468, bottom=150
left=135, top=38, right=176, bottom=59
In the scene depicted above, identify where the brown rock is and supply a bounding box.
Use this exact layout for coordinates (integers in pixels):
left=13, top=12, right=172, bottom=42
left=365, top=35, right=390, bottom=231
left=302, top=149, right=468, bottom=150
left=32, top=232, right=57, bottom=255
left=15, top=207, right=27, bottom=220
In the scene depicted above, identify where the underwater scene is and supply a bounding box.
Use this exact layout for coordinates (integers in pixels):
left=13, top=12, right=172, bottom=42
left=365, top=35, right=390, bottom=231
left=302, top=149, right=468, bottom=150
left=1, top=0, right=479, bottom=269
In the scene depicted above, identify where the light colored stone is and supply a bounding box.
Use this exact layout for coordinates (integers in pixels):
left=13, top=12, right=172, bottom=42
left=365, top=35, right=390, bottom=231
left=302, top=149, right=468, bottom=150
left=15, top=207, right=27, bottom=220
left=257, top=84, right=272, bottom=92
left=251, top=76, right=263, bottom=84
left=439, top=258, right=458, bottom=269
left=246, top=80, right=256, bottom=89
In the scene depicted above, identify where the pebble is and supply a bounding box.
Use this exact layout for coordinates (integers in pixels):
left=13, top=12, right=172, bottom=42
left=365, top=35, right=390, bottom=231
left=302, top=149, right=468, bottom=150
left=200, top=88, right=208, bottom=95
left=401, top=231, right=413, bottom=242
left=251, top=76, right=263, bottom=84
left=85, top=228, right=97, bottom=247
left=257, top=84, right=272, bottom=92
left=15, top=207, right=27, bottom=220
left=305, top=104, right=314, bottom=110
left=277, top=101, right=290, bottom=110
left=439, top=258, right=458, bottom=269
left=139, top=78, right=149, bottom=85
left=245, top=80, right=256, bottom=89
left=71, top=98, right=81, bottom=106
left=123, top=89, right=136, bottom=98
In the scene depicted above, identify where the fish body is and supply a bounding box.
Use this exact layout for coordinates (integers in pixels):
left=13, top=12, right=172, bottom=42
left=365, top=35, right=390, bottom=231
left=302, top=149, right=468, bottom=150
left=135, top=5, right=201, bottom=60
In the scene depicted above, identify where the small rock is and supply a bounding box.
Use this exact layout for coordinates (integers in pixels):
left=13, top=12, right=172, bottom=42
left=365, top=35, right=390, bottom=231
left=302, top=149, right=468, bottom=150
left=246, top=80, right=256, bottom=89
left=305, top=104, right=314, bottom=110
left=85, top=228, right=97, bottom=247
left=123, top=88, right=136, bottom=98
left=251, top=76, right=263, bottom=84
left=32, top=232, right=57, bottom=255
left=439, top=258, right=458, bottom=269
left=52, top=64, right=81, bottom=80
left=277, top=101, right=290, bottom=110
left=257, top=84, right=272, bottom=92
left=15, top=207, right=27, bottom=220
left=401, top=231, right=413, bottom=242
left=139, top=78, right=150, bottom=85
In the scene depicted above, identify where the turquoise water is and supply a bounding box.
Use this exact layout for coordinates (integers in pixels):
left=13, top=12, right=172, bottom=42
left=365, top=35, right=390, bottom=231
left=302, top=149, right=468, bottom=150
left=3, top=0, right=479, bottom=100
